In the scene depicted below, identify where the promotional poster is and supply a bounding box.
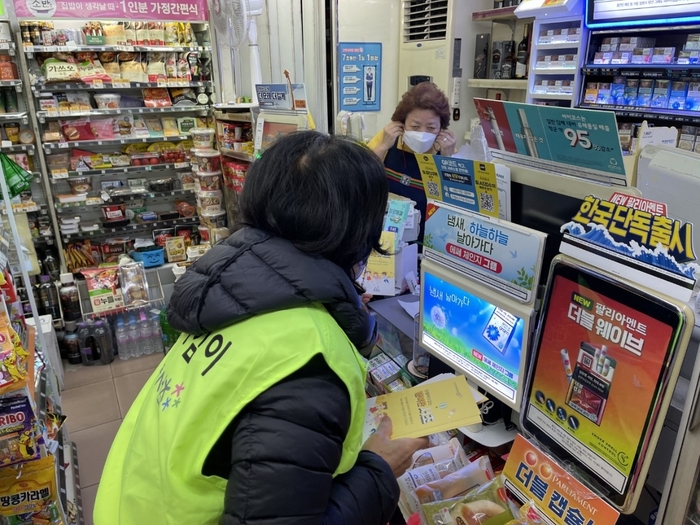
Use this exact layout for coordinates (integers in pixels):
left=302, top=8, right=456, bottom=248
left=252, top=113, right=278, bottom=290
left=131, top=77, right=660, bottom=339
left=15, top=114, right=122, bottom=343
left=421, top=270, right=525, bottom=404
left=525, top=274, right=674, bottom=494
left=423, top=202, right=544, bottom=303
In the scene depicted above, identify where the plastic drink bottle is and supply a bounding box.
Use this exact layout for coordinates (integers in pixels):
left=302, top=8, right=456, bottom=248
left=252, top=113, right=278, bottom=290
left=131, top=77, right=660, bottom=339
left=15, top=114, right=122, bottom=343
left=128, top=315, right=143, bottom=358
left=139, top=309, right=156, bottom=355
left=77, top=321, right=96, bottom=366
left=160, top=308, right=180, bottom=355
left=114, top=317, right=131, bottom=360
left=93, top=320, right=114, bottom=364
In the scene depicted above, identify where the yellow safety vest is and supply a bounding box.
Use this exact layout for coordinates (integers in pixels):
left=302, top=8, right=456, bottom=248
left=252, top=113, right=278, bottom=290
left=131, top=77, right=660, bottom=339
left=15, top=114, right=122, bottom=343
left=94, top=304, right=367, bottom=524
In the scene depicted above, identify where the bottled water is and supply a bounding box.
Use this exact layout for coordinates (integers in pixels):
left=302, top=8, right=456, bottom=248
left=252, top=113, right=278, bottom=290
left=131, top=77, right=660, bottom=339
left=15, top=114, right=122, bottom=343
left=115, top=317, right=131, bottom=360
left=128, top=315, right=143, bottom=358
left=150, top=311, right=164, bottom=353
left=139, top=309, right=156, bottom=355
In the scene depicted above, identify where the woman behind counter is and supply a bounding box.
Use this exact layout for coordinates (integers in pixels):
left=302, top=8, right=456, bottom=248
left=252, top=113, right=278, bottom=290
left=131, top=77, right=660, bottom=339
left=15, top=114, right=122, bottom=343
left=368, top=82, right=456, bottom=242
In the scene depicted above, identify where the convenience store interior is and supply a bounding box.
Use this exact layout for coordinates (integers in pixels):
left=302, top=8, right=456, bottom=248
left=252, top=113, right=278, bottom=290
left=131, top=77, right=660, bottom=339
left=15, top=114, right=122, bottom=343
left=5, top=0, right=700, bottom=524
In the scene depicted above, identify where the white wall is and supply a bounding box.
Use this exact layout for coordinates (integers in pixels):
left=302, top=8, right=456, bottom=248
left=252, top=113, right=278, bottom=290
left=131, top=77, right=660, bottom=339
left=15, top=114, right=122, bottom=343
left=336, top=0, right=402, bottom=140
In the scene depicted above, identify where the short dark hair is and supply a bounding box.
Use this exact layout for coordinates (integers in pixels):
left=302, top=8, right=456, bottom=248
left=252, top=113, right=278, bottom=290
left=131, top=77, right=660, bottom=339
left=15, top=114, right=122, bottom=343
left=240, top=131, right=389, bottom=274
left=391, top=82, right=451, bottom=129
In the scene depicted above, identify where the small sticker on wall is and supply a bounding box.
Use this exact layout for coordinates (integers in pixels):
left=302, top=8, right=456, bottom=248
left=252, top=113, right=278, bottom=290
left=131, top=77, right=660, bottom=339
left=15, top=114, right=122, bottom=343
left=436, top=47, right=447, bottom=60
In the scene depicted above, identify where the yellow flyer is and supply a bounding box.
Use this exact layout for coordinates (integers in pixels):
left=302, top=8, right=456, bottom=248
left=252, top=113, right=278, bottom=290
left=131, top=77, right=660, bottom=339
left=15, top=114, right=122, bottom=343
left=363, top=375, right=482, bottom=440
left=359, top=231, right=395, bottom=296
left=416, top=154, right=443, bottom=200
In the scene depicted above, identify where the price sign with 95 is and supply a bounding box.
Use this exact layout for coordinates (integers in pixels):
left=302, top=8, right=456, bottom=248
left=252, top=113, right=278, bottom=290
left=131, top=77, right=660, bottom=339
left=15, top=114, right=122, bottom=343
left=564, top=128, right=592, bottom=149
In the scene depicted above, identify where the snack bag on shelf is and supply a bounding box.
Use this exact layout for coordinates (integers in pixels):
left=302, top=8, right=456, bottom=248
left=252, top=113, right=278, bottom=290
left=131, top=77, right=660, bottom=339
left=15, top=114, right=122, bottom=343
left=0, top=455, right=63, bottom=524
left=422, top=476, right=514, bottom=525
left=0, top=322, right=28, bottom=395
left=81, top=266, right=124, bottom=314
left=119, top=262, right=149, bottom=306
left=0, top=395, right=41, bottom=467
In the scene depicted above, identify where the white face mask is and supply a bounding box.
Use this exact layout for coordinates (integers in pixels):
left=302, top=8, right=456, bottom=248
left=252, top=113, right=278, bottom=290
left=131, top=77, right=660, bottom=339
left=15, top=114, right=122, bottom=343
left=402, top=130, right=437, bottom=153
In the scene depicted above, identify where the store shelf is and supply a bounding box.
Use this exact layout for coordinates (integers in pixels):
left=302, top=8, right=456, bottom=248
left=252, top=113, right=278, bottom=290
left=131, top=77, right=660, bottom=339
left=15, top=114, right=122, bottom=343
left=61, top=215, right=199, bottom=241
left=0, top=79, right=22, bottom=89
left=51, top=162, right=191, bottom=181
left=0, top=143, right=34, bottom=154
left=37, top=105, right=209, bottom=121
left=532, top=93, right=574, bottom=100
left=1, top=203, right=40, bottom=214
left=0, top=111, right=28, bottom=123
left=63, top=441, right=84, bottom=525
left=24, top=44, right=210, bottom=54
left=44, top=135, right=190, bottom=152
left=582, top=64, right=700, bottom=78
left=220, top=148, right=254, bottom=162
left=472, top=6, right=519, bottom=21
left=532, top=67, right=577, bottom=75
left=55, top=189, right=194, bottom=212
left=467, top=78, right=528, bottom=90
left=214, top=102, right=257, bottom=110
left=535, top=41, right=581, bottom=50
left=579, top=103, right=700, bottom=125
left=32, top=80, right=213, bottom=93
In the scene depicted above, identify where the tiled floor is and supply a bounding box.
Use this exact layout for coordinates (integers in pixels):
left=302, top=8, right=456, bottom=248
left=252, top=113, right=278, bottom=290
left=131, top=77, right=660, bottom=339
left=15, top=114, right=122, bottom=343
left=61, top=352, right=164, bottom=525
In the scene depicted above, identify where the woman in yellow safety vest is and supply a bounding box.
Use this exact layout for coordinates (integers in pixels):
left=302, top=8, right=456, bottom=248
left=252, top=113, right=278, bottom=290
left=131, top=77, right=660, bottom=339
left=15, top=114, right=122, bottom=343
left=94, top=131, right=428, bottom=524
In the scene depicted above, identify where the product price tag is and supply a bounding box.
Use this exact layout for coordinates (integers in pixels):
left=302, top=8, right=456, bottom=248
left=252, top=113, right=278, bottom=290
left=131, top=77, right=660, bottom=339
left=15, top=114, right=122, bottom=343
left=58, top=142, right=69, bottom=149
left=174, top=162, right=189, bottom=169
left=157, top=81, right=168, bottom=88
left=51, top=169, right=68, bottom=179
left=92, top=80, right=104, bottom=89
left=87, top=197, right=103, bottom=205
left=112, top=80, right=131, bottom=88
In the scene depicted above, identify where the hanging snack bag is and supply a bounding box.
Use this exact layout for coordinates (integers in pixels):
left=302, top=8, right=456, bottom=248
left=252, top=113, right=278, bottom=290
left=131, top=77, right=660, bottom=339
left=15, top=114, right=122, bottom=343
left=0, top=395, right=39, bottom=467
left=81, top=266, right=124, bottom=313
left=143, top=88, right=172, bottom=108
left=0, top=321, right=25, bottom=393
left=0, top=455, right=62, bottom=523
left=119, top=262, right=149, bottom=306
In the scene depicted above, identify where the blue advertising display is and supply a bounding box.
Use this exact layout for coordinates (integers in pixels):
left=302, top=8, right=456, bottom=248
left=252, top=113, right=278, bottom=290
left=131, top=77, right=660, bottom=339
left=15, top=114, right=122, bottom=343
left=474, top=98, right=627, bottom=186
left=423, top=202, right=545, bottom=303
left=421, top=270, right=525, bottom=404
left=338, top=42, right=382, bottom=112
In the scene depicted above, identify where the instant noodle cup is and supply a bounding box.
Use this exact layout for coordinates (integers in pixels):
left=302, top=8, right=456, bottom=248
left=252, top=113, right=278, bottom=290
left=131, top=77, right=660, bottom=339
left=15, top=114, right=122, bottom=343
left=190, top=127, right=215, bottom=149
left=94, top=93, right=121, bottom=109
left=192, top=149, right=221, bottom=173
left=200, top=210, right=227, bottom=229
left=197, top=189, right=223, bottom=214
left=68, top=177, right=92, bottom=195
left=198, top=170, right=222, bottom=191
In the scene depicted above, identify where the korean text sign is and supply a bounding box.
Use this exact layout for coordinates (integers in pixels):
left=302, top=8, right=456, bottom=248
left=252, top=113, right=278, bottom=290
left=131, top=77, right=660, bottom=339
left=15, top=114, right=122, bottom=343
left=338, top=42, right=381, bottom=112
left=525, top=273, right=674, bottom=495
left=15, top=0, right=206, bottom=20
left=416, top=155, right=500, bottom=218
left=473, top=98, right=626, bottom=184
left=567, top=195, right=696, bottom=267
left=421, top=270, right=525, bottom=404
left=423, top=201, right=544, bottom=303
left=504, top=434, right=620, bottom=525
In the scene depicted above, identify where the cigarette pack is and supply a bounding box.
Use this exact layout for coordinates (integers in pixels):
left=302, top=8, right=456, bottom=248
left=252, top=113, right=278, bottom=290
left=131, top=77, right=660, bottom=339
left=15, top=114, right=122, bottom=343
left=611, top=76, right=626, bottom=105
left=623, top=79, right=639, bottom=106
left=593, top=52, right=613, bottom=65
left=637, top=79, right=654, bottom=107
left=565, top=343, right=616, bottom=426
left=686, top=34, right=700, bottom=50
left=669, top=81, right=688, bottom=110
left=686, top=82, right=700, bottom=111
left=631, top=48, right=654, bottom=64
left=584, top=82, right=599, bottom=104
left=611, top=51, right=632, bottom=64
left=678, top=50, right=700, bottom=64
left=596, top=83, right=612, bottom=104
left=557, top=79, right=574, bottom=94
left=651, top=47, right=676, bottom=64
left=538, top=30, right=551, bottom=45
left=650, top=79, right=670, bottom=109
left=533, top=79, right=549, bottom=94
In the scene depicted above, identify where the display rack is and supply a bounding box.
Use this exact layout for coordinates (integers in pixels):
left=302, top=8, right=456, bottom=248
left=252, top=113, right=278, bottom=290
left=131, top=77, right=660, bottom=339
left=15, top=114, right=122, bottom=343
left=13, top=18, right=216, bottom=270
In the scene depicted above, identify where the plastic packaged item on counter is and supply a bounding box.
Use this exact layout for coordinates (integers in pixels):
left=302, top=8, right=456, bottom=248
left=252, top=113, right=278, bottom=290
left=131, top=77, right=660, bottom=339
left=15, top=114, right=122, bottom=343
left=147, top=178, right=175, bottom=192
left=165, top=236, right=187, bottom=262
left=102, top=203, right=126, bottom=222
left=81, top=266, right=124, bottom=313
left=100, top=238, right=133, bottom=264
left=211, top=227, right=230, bottom=244
left=192, top=149, right=221, bottom=173
left=120, top=262, right=149, bottom=306
left=421, top=475, right=513, bottom=525
left=178, top=172, right=196, bottom=191
left=94, top=93, right=121, bottom=109
left=197, top=190, right=223, bottom=214
left=198, top=170, right=222, bottom=191
left=0, top=395, right=39, bottom=467
left=0, top=455, right=64, bottom=524
left=186, top=244, right=210, bottom=261
left=153, top=228, right=174, bottom=247
left=190, top=127, right=216, bottom=149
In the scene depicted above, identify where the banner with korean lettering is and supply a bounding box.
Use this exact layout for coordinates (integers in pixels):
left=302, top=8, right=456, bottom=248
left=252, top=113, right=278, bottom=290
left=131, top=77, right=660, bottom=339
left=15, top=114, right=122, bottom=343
left=416, top=154, right=500, bottom=218
left=423, top=201, right=545, bottom=304
left=473, top=98, right=627, bottom=186
left=504, top=434, right=620, bottom=525
left=524, top=271, right=675, bottom=495
left=14, top=0, right=207, bottom=20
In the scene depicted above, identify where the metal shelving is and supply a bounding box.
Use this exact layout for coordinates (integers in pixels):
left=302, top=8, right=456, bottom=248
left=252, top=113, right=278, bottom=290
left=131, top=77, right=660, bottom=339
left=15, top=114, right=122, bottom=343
left=32, top=80, right=213, bottom=93
left=51, top=162, right=191, bottom=181
left=61, top=215, right=199, bottom=241
left=43, top=135, right=191, bottom=152
left=55, top=189, right=195, bottom=211
left=37, top=105, right=210, bottom=121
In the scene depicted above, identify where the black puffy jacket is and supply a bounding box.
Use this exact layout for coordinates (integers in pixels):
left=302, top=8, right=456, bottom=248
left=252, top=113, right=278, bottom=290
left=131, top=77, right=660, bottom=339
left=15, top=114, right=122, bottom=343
left=168, top=227, right=400, bottom=525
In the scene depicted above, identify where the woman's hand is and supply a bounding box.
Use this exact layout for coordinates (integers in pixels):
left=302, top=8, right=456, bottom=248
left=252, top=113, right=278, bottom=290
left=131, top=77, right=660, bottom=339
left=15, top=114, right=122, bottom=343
left=362, top=415, right=429, bottom=478
left=372, top=121, right=404, bottom=160
left=434, top=129, right=457, bottom=156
